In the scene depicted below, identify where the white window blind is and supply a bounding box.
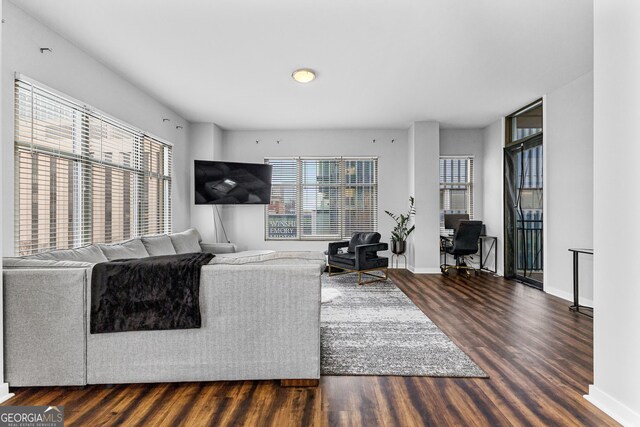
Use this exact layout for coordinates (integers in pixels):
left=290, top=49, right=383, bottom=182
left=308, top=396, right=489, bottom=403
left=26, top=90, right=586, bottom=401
left=14, top=77, right=172, bottom=255
left=265, top=157, right=378, bottom=240
left=439, top=156, right=474, bottom=232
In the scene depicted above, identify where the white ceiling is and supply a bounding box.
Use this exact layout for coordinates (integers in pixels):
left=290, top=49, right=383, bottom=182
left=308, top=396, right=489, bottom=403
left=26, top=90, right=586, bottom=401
left=11, top=0, right=593, bottom=130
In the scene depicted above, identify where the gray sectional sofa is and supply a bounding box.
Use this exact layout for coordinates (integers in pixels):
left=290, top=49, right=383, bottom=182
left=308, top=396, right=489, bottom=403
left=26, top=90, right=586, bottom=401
left=2, top=229, right=326, bottom=387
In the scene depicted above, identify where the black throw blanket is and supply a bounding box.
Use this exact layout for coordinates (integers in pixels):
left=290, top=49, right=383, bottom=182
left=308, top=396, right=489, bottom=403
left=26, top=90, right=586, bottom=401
left=90, top=252, right=214, bottom=334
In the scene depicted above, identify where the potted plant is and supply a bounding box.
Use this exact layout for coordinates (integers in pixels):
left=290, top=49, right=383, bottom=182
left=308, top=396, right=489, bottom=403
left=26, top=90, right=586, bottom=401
left=385, top=197, right=416, bottom=254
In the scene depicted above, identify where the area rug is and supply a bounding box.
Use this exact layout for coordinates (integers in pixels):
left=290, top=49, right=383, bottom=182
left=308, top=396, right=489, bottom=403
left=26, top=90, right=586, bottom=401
left=321, top=288, right=342, bottom=303
left=320, top=273, right=487, bottom=377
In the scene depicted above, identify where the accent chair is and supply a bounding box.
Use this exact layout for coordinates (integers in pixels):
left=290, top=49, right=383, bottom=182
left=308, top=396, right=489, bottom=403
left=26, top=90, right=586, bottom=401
left=327, top=232, right=389, bottom=285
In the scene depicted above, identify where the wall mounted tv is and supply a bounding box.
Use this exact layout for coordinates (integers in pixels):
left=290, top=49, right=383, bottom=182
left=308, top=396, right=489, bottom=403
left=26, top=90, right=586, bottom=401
left=194, top=160, right=272, bottom=205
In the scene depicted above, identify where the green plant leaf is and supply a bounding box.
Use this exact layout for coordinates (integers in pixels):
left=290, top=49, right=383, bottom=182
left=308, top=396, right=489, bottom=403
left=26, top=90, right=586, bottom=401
left=385, top=197, right=415, bottom=243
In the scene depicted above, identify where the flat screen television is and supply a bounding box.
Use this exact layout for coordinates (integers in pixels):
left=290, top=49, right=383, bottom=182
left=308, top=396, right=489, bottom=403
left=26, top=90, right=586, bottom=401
left=194, top=160, right=272, bottom=205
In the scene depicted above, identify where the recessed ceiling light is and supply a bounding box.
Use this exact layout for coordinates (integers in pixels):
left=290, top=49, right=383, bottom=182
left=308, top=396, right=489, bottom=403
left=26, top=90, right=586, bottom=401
left=292, top=68, right=316, bottom=83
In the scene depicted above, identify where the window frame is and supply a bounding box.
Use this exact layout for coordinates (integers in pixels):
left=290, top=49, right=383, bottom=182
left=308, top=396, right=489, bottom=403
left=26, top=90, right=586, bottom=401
left=264, top=156, right=378, bottom=241
left=14, top=75, right=173, bottom=255
left=505, top=99, right=543, bottom=147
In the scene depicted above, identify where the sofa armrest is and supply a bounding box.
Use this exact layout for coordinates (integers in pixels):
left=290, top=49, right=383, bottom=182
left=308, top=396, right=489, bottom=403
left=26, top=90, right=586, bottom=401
left=3, top=268, right=88, bottom=386
left=200, top=242, right=237, bottom=254
left=328, top=240, right=349, bottom=255
left=355, top=242, right=389, bottom=257
left=355, top=243, right=389, bottom=269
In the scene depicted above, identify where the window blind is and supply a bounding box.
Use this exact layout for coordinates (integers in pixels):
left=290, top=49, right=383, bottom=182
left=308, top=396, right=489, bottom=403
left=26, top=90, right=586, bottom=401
left=342, top=159, right=378, bottom=237
left=439, top=156, right=474, bottom=232
left=14, top=77, right=172, bottom=255
left=265, top=157, right=378, bottom=240
left=301, top=158, right=341, bottom=238
left=265, top=159, right=298, bottom=239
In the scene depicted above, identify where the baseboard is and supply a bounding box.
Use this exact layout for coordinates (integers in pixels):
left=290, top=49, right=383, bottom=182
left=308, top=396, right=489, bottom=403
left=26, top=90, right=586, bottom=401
left=0, top=383, right=15, bottom=404
left=585, top=384, right=640, bottom=426
left=407, top=266, right=441, bottom=274
left=545, top=286, right=593, bottom=307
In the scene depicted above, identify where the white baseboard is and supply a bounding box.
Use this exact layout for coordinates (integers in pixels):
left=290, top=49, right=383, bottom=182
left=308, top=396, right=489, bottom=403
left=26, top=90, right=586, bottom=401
left=0, top=383, right=14, bottom=404
left=585, top=384, right=640, bottom=426
left=545, top=286, right=593, bottom=307
left=407, top=266, right=441, bottom=274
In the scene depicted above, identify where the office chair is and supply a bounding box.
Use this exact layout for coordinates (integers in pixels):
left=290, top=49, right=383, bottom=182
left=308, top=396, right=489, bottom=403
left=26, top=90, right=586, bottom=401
left=327, top=232, right=389, bottom=285
left=441, top=220, right=483, bottom=276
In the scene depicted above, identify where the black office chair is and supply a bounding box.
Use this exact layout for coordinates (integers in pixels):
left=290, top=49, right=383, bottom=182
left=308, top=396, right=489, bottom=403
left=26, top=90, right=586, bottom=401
left=327, top=232, right=389, bottom=285
left=441, top=220, right=483, bottom=276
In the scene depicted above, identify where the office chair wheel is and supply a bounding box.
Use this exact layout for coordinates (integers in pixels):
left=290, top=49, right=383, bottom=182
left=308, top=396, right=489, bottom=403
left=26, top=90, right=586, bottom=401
left=440, top=267, right=449, bottom=275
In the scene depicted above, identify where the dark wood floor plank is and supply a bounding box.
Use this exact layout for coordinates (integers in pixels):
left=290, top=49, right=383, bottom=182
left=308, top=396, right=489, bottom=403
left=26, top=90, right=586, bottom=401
left=2, top=270, right=618, bottom=426
left=65, top=384, right=131, bottom=426
left=178, top=382, right=240, bottom=426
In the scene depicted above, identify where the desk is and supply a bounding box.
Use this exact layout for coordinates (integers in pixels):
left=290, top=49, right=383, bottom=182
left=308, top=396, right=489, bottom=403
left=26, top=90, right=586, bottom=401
left=568, top=248, right=593, bottom=318
left=440, top=235, right=498, bottom=273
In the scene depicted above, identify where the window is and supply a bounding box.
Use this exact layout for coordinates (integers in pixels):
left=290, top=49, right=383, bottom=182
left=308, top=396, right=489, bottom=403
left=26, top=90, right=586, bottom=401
left=265, top=157, right=378, bottom=240
left=439, top=156, right=473, bottom=231
left=15, top=77, right=172, bottom=255
left=506, top=99, right=543, bottom=146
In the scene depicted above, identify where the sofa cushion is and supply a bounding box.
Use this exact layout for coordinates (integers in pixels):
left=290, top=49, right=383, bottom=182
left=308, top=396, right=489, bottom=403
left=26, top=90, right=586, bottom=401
left=25, top=245, right=108, bottom=263
left=3, top=257, right=93, bottom=269
left=141, top=235, right=177, bottom=256
left=169, top=228, right=202, bottom=254
left=347, top=232, right=381, bottom=253
left=99, top=238, right=149, bottom=261
left=330, top=252, right=356, bottom=266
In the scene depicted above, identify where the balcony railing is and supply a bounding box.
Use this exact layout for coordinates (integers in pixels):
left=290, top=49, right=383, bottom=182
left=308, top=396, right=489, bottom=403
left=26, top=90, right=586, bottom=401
left=516, top=218, right=543, bottom=272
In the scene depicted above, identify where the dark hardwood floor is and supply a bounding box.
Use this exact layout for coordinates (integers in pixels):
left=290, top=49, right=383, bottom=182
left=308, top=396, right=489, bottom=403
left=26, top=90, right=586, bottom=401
left=3, top=270, right=617, bottom=426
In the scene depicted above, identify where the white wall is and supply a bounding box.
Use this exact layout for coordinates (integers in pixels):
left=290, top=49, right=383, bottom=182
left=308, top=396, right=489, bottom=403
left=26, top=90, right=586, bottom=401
left=439, top=129, right=485, bottom=223
left=481, top=119, right=505, bottom=275
left=0, top=0, right=11, bottom=401
left=408, top=121, right=440, bottom=273
left=216, top=129, right=409, bottom=258
left=1, top=1, right=191, bottom=255
left=189, top=122, right=224, bottom=242
left=407, top=124, right=416, bottom=268
left=544, top=72, right=594, bottom=305
left=586, top=1, right=640, bottom=425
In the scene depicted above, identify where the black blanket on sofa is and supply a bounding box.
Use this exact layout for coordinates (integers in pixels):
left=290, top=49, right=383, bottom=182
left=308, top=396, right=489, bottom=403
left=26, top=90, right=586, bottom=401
left=90, top=252, right=214, bottom=334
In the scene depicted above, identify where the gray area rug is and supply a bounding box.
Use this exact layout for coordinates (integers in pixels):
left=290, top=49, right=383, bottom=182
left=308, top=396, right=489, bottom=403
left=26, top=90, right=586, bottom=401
left=320, top=273, right=487, bottom=377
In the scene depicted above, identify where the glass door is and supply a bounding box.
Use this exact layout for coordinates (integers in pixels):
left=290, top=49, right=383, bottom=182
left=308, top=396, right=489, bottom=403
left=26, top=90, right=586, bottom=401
left=505, top=136, right=544, bottom=288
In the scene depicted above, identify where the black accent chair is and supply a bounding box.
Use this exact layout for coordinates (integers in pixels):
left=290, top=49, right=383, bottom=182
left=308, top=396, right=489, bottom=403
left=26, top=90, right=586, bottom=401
left=441, top=220, right=483, bottom=276
left=327, top=232, right=389, bottom=285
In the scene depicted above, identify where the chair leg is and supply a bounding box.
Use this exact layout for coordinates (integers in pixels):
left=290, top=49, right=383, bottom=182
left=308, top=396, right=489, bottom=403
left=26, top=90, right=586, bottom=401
left=357, top=269, right=389, bottom=285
